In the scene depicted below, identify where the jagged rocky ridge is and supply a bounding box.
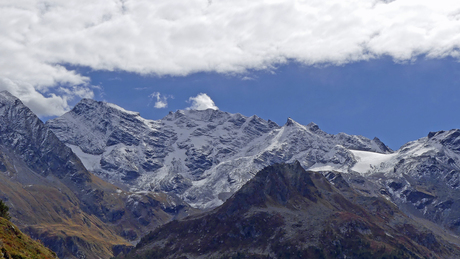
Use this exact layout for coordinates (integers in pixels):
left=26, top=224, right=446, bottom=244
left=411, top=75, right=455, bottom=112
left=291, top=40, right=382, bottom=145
left=47, top=99, right=391, bottom=209
left=120, top=162, right=460, bottom=259
left=0, top=91, right=195, bottom=259
left=335, top=129, right=460, bottom=236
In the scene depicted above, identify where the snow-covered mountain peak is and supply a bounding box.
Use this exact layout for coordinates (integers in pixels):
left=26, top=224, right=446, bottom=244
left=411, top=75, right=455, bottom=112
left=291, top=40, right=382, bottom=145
left=163, top=109, right=234, bottom=127
left=0, top=91, right=91, bottom=182
left=283, top=118, right=317, bottom=135
left=47, top=98, right=158, bottom=157
left=74, top=98, right=141, bottom=117
left=0, top=90, right=45, bottom=135
left=284, top=118, right=315, bottom=131
left=397, top=129, right=460, bottom=158
left=0, top=91, right=27, bottom=120
left=372, top=137, right=392, bottom=153
left=428, top=129, right=460, bottom=152
left=285, top=117, right=297, bottom=126
left=183, top=109, right=230, bottom=122
left=0, top=90, right=19, bottom=105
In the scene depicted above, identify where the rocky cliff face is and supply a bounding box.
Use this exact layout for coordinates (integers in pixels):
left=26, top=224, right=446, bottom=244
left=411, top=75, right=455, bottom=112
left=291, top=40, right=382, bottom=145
left=47, top=99, right=391, bottom=209
left=122, top=162, right=460, bottom=259
left=0, top=91, right=196, bottom=259
left=0, top=91, right=90, bottom=184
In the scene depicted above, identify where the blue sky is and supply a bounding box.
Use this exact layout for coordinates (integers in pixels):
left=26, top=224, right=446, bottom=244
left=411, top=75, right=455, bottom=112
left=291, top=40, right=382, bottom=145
left=2, top=0, right=460, bottom=150
left=68, top=56, right=460, bottom=150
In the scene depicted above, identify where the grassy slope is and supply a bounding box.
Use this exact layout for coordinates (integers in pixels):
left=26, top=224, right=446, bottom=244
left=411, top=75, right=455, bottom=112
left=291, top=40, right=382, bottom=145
left=0, top=217, right=57, bottom=259
left=0, top=155, right=195, bottom=259
left=0, top=161, right=131, bottom=259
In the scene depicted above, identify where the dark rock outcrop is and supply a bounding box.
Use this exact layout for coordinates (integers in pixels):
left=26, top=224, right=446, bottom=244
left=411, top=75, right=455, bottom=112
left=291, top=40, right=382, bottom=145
left=121, top=162, right=460, bottom=259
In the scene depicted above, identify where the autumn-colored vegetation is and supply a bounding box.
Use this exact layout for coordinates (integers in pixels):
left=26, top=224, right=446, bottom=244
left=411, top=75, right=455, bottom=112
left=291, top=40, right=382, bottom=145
left=0, top=217, right=58, bottom=259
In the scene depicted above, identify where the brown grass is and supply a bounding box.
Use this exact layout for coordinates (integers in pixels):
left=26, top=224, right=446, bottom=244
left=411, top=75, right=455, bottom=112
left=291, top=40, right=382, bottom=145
left=0, top=217, right=57, bottom=259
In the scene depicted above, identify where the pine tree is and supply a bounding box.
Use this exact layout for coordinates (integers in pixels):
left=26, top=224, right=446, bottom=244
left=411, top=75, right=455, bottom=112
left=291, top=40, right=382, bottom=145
left=0, top=199, right=11, bottom=220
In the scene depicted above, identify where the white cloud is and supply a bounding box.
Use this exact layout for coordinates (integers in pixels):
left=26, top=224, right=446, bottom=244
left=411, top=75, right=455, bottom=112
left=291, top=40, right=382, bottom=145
left=187, top=93, right=218, bottom=110
left=2, top=0, right=460, bottom=115
left=0, top=77, right=92, bottom=116
left=149, top=92, right=172, bottom=108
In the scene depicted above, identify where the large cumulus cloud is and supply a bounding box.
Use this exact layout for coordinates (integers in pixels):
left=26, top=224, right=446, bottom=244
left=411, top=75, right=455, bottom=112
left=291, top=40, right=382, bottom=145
left=2, top=0, right=460, bottom=115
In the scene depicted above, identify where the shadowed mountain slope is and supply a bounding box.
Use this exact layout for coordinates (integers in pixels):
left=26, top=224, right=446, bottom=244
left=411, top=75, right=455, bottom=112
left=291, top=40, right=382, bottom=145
left=122, top=162, right=460, bottom=259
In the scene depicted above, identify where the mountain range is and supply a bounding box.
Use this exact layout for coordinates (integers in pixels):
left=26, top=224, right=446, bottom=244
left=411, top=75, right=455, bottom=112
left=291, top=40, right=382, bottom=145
left=2, top=91, right=460, bottom=258
left=47, top=98, right=460, bottom=238
left=46, top=99, right=391, bottom=209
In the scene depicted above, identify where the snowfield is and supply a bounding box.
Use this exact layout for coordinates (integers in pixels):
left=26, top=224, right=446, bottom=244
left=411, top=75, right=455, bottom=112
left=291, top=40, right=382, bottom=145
left=349, top=150, right=397, bottom=175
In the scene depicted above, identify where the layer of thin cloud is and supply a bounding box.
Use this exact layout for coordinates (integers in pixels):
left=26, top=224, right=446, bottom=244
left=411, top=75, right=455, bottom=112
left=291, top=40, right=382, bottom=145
left=187, top=93, right=218, bottom=110
left=150, top=92, right=172, bottom=109
left=2, top=0, right=460, bottom=115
